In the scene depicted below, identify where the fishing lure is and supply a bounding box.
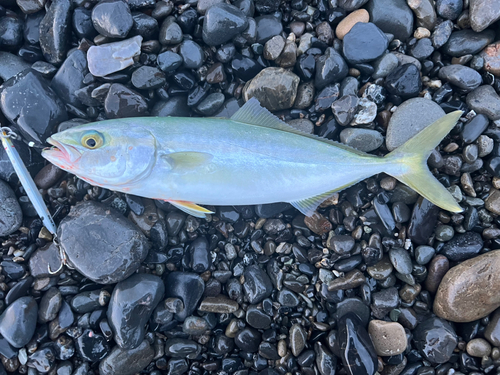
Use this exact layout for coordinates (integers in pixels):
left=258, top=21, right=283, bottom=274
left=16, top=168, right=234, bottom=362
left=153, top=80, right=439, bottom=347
left=0, top=127, right=57, bottom=234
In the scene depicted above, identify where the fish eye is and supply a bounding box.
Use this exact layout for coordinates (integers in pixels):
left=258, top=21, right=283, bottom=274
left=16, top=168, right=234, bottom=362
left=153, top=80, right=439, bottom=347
left=81, top=131, right=104, bottom=149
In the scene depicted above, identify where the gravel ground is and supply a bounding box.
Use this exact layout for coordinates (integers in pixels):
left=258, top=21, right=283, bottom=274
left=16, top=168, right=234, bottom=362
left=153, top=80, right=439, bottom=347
left=0, top=0, right=500, bottom=374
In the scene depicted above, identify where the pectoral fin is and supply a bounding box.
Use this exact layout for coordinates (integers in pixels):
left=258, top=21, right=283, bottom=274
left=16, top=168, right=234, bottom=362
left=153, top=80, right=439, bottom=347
left=167, top=200, right=214, bottom=218
left=162, top=152, right=214, bottom=170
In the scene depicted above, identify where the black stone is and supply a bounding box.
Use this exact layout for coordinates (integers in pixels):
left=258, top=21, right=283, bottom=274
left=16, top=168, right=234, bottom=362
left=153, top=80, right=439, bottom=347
left=442, top=29, right=495, bottom=57
left=235, top=327, right=261, bottom=352
left=0, top=70, right=67, bottom=146
left=39, top=0, right=71, bottom=65
left=104, top=83, right=148, bottom=118
left=343, top=22, right=388, bottom=64
left=91, top=0, right=133, bottom=38
left=461, top=114, right=489, bottom=143
left=243, top=264, right=273, bottom=304
left=255, top=15, right=283, bottom=44
left=0, top=296, right=37, bottom=348
left=0, top=15, right=23, bottom=48
left=337, top=313, right=378, bottom=375
left=108, top=273, right=164, bottom=349
left=73, top=7, right=97, bottom=39
left=413, top=317, right=457, bottom=364
left=385, top=63, right=422, bottom=99
left=202, top=3, right=248, bottom=46
left=57, top=201, right=150, bottom=284
left=366, top=0, right=413, bottom=41
left=75, top=329, right=109, bottom=362
left=315, top=47, right=348, bottom=89
left=164, top=272, right=205, bottom=321
left=441, top=232, right=483, bottom=261
left=51, top=49, right=88, bottom=110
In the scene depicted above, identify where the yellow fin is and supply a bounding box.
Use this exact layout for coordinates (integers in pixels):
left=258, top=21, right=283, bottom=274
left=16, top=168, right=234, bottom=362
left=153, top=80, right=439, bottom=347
left=167, top=200, right=214, bottom=218
left=163, top=152, right=213, bottom=170
left=385, top=110, right=463, bottom=213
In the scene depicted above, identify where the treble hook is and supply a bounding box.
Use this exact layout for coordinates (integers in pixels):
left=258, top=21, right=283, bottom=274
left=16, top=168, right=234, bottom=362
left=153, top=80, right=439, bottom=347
left=47, top=235, right=75, bottom=275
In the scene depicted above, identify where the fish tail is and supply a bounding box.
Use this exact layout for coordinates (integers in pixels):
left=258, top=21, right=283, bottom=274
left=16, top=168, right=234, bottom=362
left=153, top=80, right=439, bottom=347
left=384, top=110, right=463, bottom=213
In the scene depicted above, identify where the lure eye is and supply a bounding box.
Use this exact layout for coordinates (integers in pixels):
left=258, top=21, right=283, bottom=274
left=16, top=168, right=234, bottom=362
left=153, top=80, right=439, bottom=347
left=81, top=131, right=104, bottom=149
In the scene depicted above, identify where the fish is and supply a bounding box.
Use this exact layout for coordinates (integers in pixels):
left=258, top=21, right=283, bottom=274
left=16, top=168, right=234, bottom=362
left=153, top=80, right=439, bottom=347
left=41, top=98, right=463, bottom=218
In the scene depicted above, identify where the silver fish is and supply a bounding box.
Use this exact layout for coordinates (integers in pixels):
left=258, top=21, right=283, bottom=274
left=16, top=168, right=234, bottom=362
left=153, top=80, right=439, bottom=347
left=42, top=98, right=463, bottom=218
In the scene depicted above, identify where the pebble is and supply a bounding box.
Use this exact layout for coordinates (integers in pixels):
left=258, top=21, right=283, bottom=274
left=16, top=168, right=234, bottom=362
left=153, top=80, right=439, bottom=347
left=485, top=309, right=500, bottom=346
left=255, top=15, right=283, bottom=44
left=440, top=231, right=483, bottom=261
left=388, top=248, right=412, bottom=275
left=198, top=296, right=239, bottom=313
left=407, top=0, right=437, bottom=30
left=480, top=41, right=500, bottom=76
left=289, top=323, right=307, bottom=356
left=315, top=342, right=337, bottom=375
left=38, top=287, right=62, bottom=323
left=51, top=49, right=88, bottom=109
left=436, top=0, right=462, bottom=20
left=386, top=98, right=446, bottom=151
left=343, top=22, right=388, bottom=65
left=368, top=320, right=407, bottom=356
left=0, top=70, right=67, bottom=146
left=104, top=83, right=148, bottom=118
left=442, top=29, right=495, bottom=57
left=92, top=0, right=132, bottom=38
left=336, top=9, right=369, bottom=40
left=179, top=40, right=204, bottom=69
left=438, top=65, right=482, bottom=92
left=263, top=35, right=285, bottom=60
left=328, top=269, right=365, bottom=291
left=99, top=340, right=154, bottom=375
left=466, top=85, right=500, bottom=121
left=366, top=0, right=413, bottom=41
left=434, top=250, right=500, bottom=322
left=466, top=338, right=492, bottom=357
left=39, top=0, right=71, bottom=65
left=431, top=20, right=453, bottom=49
left=243, top=264, right=273, bottom=304
left=372, top=53, right=399, bottom=79
left=371, top=287, right=400, bottom=319
left=340, top=128, right=384, bottom=152
left=385, top=63, right=422, bottom=99
left=0, top=51, right=30, bottom=81
left=164, top=272, right=204, bottom=321
left=87, top=35, right=142, bottom=77
left=412, top=317, right=457, bottom=363
left=108, top=273, right=164, bottom=349
left=337, top=313, right=378, bottom=375
left=315, top=47, right=348, bottom=89
left=57, top=201, right=149, bottom=284
left=131, top=66, right=166, bottom=90
left=243, top=67, right=299, bottom=111
left=462, top=114, right=489, bottom=144
left=235, top=327, right=261, bottom=353
left=470, top=0, right=500, bottom=32
left=159, top=16, right=182, bottom=45
left=0, top=180, right=22, bottom=236
left=0, top=297, right=37, bottom=348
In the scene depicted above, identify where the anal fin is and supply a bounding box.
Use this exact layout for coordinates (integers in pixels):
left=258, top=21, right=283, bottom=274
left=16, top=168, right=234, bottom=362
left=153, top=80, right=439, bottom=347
left=167, top=200, right=214, bottom=218
left=289, top=189, right=339, bottom=217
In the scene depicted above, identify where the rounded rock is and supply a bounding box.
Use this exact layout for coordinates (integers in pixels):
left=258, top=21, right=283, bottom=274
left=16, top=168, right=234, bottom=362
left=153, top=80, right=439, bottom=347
left=434, top=250, right=500, bottom=322
left=335, top=9, right=369, bottom=40
left=368, top=320, right=407, bottom=356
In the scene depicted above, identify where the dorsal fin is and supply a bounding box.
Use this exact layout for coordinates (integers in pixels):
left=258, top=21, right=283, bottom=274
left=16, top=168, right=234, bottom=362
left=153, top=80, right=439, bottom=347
left=230, top=98, right=371, bottom=157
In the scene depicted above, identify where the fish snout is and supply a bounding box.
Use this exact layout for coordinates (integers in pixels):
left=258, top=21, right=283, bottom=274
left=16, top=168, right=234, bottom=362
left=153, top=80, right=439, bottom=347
left=42, top=137, right=82, bottom=165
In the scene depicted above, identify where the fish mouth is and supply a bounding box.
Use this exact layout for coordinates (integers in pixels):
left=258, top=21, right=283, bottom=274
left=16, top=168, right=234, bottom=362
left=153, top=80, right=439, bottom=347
left=42, top=138, right=82, bottom=165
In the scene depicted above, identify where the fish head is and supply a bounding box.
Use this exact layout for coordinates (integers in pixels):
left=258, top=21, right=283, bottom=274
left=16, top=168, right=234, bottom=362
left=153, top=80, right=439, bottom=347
left=42, top=122, right=157, bottom=188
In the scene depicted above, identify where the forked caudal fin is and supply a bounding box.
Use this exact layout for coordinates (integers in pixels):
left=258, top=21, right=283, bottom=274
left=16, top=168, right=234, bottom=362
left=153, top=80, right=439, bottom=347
left=384, top=110, right=463, bottom=213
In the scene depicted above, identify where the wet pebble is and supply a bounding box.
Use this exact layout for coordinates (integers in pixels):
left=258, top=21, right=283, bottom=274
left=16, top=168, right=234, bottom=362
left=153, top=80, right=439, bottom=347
left=87, top=36, right=142, bottom=77
left=369, top=320, right=407, bottom=356
left=164, top=272, right=204, bottom=321
left=91, top=0, right=133, bottom=38
left=0, top=296, right=37, bottom=348
left=39, top=0, right=71, bottom=65
left=57, top=201, right=150, bottom=284
left=99, top=340, right=154, bottom=375
left=202, top=3, right=248, bottom=46
left=131, top=66, right=166, bottom=90
left=466, top=85, right=500, bottom=121
left=385, top=63, right=422, bottom=99
left=108, top=273, right=164, bottom=349
left=343, top=22, right=388, bottom=64
left=413, top=317, right=457, bottom=363
left=434, top=250, right=500, bottom=322
left=438, top=65, right=482, bottom=92
left=0, top=180, right=22, bottom=237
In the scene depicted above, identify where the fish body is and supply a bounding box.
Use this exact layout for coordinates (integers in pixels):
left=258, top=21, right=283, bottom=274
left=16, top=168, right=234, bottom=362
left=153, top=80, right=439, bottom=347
left=42, top=98, right=463, bottom=217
